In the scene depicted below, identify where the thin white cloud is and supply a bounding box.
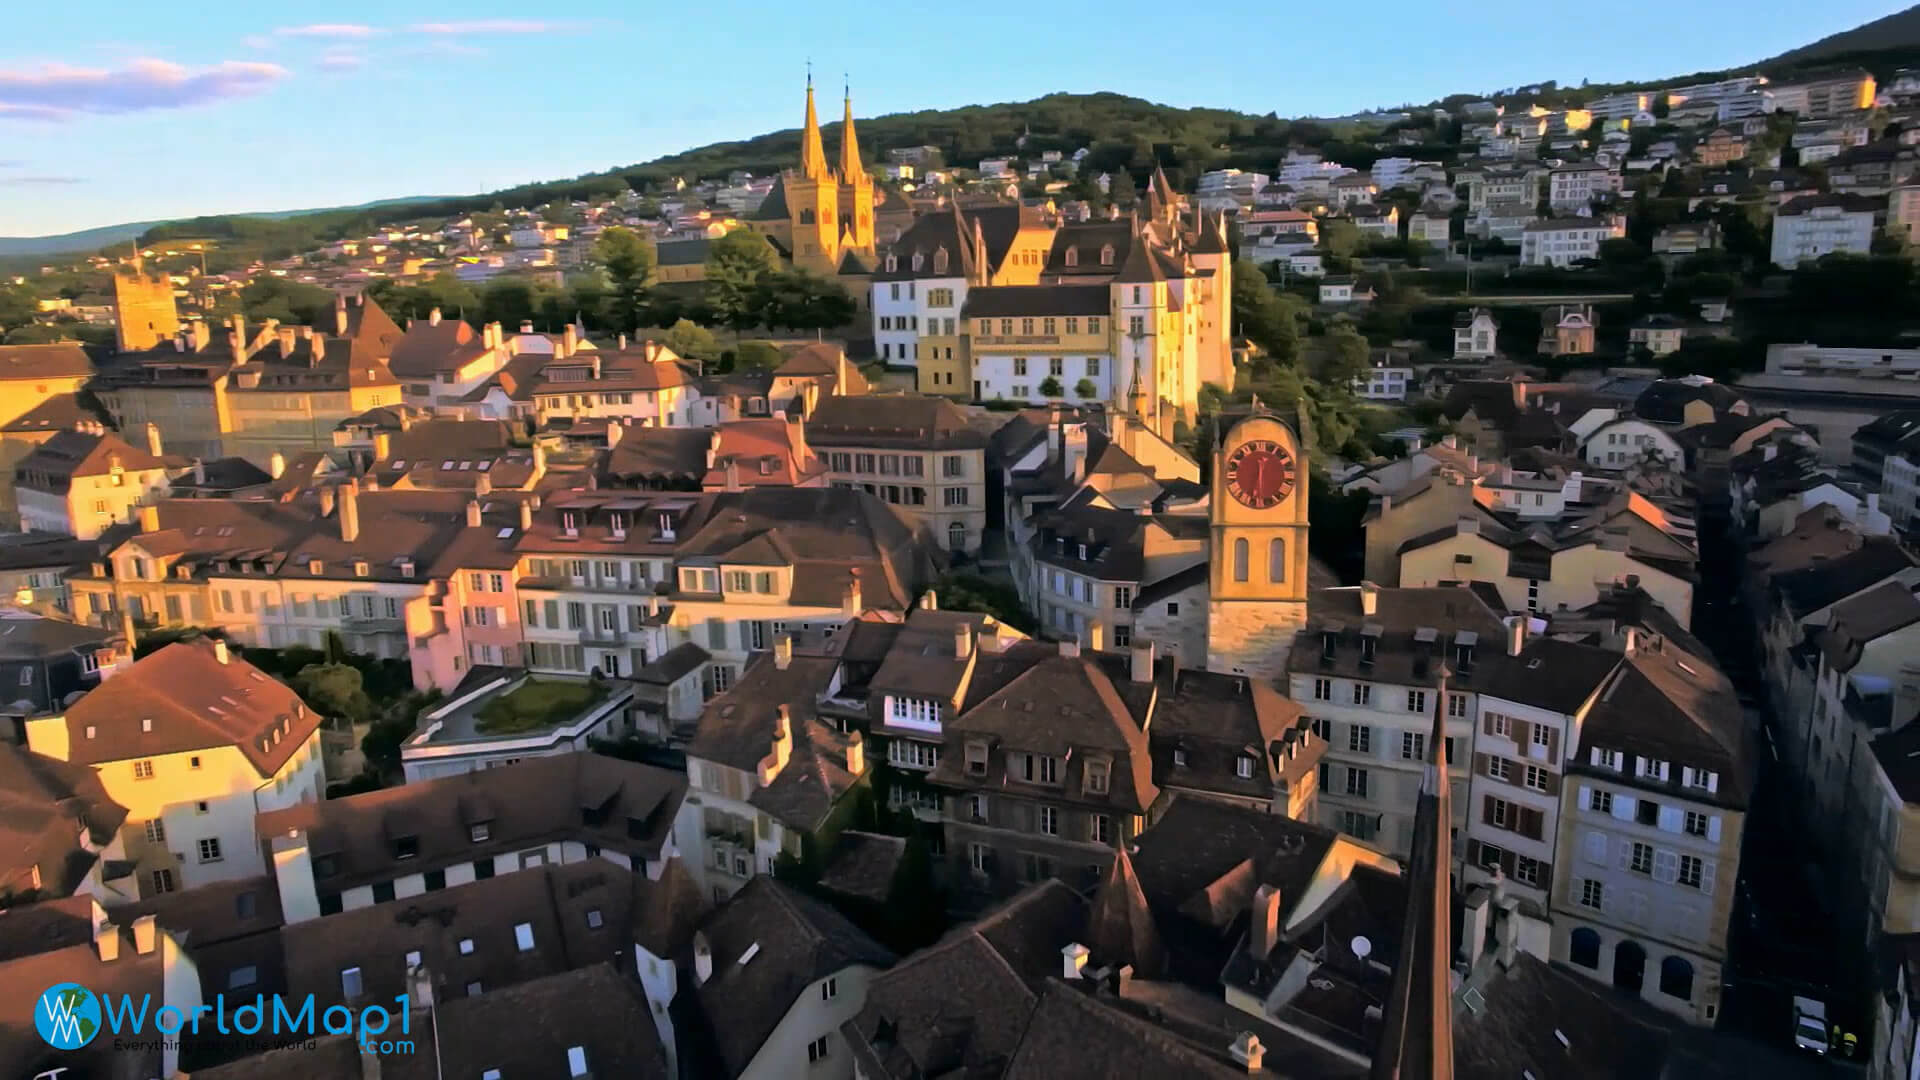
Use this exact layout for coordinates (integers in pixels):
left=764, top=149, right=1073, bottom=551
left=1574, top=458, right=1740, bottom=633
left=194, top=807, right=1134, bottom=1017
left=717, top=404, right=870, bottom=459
left=0, top=175, right=85, bottom=185
left=409, top=19, right=581, bottom=34
left=275, top=24, right=381, bottom=39
left=317, top=48, right=367, bottom=72
left=0, top=59, right=288, bottom=122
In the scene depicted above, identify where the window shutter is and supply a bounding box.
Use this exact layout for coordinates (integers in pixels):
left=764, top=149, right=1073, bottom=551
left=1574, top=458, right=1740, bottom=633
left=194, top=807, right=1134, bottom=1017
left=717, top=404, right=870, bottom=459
left=1584, top=830, right=1607, bottom=865
left=1612, top=794, right=1636, bottom=821
left=1706, top=772, right=1719, bottom=794
left=1616, top=840, right=1632, bottom=871
left=1707, top=816, right=1722, bottom=844
left=1578, top=785, right=1592, bottom=811
left=1546, top=727, right=1561, bottom=765
left=1653, top=850, right=1679, bottom=884
left=1699, top=859, right=1717, bottom=895
left=1474, top=752, right=1490, bottom=778
left=1511, top=719, right=1530, bottom=748
left=1657, top=806, right=1682, bottom=833
left=1481, top=795, right=1495, bottom=826
left=1680, top=766, right=1696, bottom=788
left=1589, top=746, right=1602, bottom=766
left=1522, top=808, right=1543, bottom=841
left=1484, top=712, right=1496, bottom=735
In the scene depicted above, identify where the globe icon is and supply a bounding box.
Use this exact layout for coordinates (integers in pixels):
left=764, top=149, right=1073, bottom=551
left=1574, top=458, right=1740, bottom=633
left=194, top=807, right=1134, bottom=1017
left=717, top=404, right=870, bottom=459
left=35, top=983, right=102, bottom=1050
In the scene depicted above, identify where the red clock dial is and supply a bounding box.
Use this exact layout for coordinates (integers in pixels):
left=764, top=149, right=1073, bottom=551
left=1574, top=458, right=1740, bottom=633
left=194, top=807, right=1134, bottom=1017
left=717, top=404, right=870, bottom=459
left=1225, top=439, right=1296, bottom=509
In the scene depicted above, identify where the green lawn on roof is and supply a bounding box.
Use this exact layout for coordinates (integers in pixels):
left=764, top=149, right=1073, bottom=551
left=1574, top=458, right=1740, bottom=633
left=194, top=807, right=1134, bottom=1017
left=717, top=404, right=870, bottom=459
left=474, top=679, right=602, bottom=734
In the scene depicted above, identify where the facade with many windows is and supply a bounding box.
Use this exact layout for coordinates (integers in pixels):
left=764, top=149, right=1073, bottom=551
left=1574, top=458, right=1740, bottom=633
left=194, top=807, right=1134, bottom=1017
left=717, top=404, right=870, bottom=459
left=806, top=394, right=988, bottom=553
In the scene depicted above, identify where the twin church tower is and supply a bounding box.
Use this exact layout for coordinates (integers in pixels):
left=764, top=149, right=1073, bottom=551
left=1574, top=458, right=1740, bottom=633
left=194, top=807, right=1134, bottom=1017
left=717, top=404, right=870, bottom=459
left=748, top=77, right=879, bottom=277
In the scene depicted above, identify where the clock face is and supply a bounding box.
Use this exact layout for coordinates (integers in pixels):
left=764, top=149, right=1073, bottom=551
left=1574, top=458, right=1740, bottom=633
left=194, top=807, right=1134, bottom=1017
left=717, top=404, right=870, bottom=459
left=1225, top=439, right=1297, bottom=509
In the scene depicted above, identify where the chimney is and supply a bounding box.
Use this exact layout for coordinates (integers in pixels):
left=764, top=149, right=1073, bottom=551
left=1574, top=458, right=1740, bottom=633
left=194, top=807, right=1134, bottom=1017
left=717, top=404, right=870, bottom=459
left=520, top=320, right=535, bottom=335
left=954, top=623, right=973, bottom=659
left=122, top=608, right=137, bottom=654
left=846, top=730, right=865, bottom=775
left=843, top=574, right=862, bottom=615
left=94, top=920, right=120, bottom=962
left=319, top=486, right=336, bottom=517
left=1249, top=883, right=1281, bottom=960
left=1057, top=639, right=1081, bottom=658
left=1230, top=1033, right=1265, bottom=1073
left=1459, top=887, right=1493, bottom=969
left=145, top=422, right=163, bottom=458
left=1062, top=943, right=1090, bottom=980
left=131, top=914, right=157, bottom=955
left=1623, top=626, right=1639, bottom=656
left=339, top=482, right=360, bottom=543
left=1131, top=642, right=1155, bottom=683
left=334, top=295, right=350, bottom=336
left=645, top=340, right=659, bottom=362
left=704, top=440, right=718, bottom=470
left=475, top=472, right=492, bottom=497
left=606, top=420, right=624, bottom=449
left=271, top=828, right=322, bottom=924
left=921, top=589, right=938, bottom=611
left=189, top=319, right=212, bottom=352
left=429, top=307, right=443, bottom=326
left=466, top=500, right=483, bottom=527
left=1506, top=615, right=1527, bottom=656
left=519, top=500, right=533, bottom=531
left=138, top=504, right=159, bottom=533
left=758, top=705, right=795, bottom=784
left=228, top=313, right=246, bottom=353
left=590, top=355, right=602, bottom=379
left=693, top=932, right=714, bottom=985
left=532, top=442, right=547, bottom=478
left=278, top=326, right=297, bottom=357
left=564, top=323, right=580, bottom=355
left=617, top=333, right=628, bottom=351
left=774, top=634, right=794, bottom=670
left=191, top=457, right=206, bottom=485
left=213, top=639, right=230, bottom=664
left=269, top=451, right=286, bottom=480
left=724, top=459, right=741, bottom=491
left=1088, top=621, right=1106, bottom=652
left=373, top=431, right=392, bottom=462
left=1360, top=580, right=1379, bottom=616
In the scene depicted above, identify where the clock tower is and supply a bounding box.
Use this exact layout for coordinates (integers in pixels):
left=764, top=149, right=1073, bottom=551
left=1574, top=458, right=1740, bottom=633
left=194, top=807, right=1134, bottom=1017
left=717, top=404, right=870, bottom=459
left=1206, top=411, right=1311, bottom=680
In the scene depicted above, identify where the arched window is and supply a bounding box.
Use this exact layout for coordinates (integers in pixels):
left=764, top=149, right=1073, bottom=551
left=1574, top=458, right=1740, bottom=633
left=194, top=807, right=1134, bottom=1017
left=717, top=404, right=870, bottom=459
left=885, top=254, right=897, bottom=272
left=933, top=247, right=948, bottom=274
left=1659, top=955, right=1694, bottom=1000
left=1268, top=538, right=1287, bottom=583
left=1233, top=538, right=1249, bottom=583
left=1100, top=244, right=1115, bottom=266
left=948, top=521, right=967, bottom=551
left=1569, top=928, right=1600, bottom=969
left=800, top=209, right=816, bottom=225
left=1065, top=247, right=1079, bottom=267
left=912, top=253, right=924, bottom=271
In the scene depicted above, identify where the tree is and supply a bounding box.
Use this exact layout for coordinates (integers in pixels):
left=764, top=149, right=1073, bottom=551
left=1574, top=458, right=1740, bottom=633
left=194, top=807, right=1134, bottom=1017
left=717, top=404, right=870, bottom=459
left=1232, top=259, right=1303, bottom=369
left=1319, top=219, right=1361, bottom=259
left=293, top=663, right=374, bottom=725
left=759, top=270, right=856, bottom=332
left=0, top=284, right=36, bottom=332
left=1107, top=170, right=1137, bottom=207
left=595, top=226, right=657, bottom=333
left=1074, top=377, right=1097, bottom=399
left=705, top=230, right=779, bottom=333
left=1038, top=375, right=1063, bottom=398
left=936, top=573, right=1035, bottom=632
left=733, top=340, right=784, bottom=372
left=663, top=318, right=720, bottom=365
left=1315, top=325, right=1371, bottom=389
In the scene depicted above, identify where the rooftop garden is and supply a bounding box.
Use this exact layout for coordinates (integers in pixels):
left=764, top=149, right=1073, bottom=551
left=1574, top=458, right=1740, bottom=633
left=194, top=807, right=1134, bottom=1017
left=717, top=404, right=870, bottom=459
left=474, top=677, right=605, bottom=735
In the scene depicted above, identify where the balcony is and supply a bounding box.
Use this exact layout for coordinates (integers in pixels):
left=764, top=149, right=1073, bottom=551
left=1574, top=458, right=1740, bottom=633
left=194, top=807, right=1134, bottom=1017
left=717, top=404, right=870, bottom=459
left=579, top=627, right=630, bottom=647
left=341, top=615, right=404, bottom=633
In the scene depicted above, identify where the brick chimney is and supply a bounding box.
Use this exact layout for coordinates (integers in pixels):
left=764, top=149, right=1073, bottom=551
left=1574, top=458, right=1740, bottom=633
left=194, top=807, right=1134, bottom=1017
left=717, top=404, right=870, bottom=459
left=213, top=639, right=230, bottom=665
left=564, top=323, right=580, bottom=356
left=757, top=705, right=794, bottom=784
left=333, top=295, right=349, bottom=336
left=1506, top=615, right=1527, bottom=656
left=845, top=730, right=865, bottom=775
left=843, top=574, right=862, bottom=615
left=1248, top=883, right=1281, bottom=960
left=94, top=920, right=120, bottom=962
left=466, top=500, right=483, bottom=528
left=339, top=482, right=360, bottom=543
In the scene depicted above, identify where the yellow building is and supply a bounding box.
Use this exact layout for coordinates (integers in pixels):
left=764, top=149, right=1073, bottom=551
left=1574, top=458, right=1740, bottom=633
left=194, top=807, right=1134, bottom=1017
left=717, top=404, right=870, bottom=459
left=0, top=343, right=96, bottom=527
left=224, top=298, right=404, bottom=466
left=111, top=257, right=181, bottom=353
left=1207, top=411, right=1311, bottom=680
left=15, top=425, right=175, bottom=540
left=746, top=78, right=880, bottom=279
left=92, top=318, right=248, bottom=463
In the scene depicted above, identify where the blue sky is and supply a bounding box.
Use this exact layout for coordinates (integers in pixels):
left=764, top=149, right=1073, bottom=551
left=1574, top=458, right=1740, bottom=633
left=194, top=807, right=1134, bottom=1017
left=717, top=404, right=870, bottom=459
left=0, top=0, right=1904, bottom=236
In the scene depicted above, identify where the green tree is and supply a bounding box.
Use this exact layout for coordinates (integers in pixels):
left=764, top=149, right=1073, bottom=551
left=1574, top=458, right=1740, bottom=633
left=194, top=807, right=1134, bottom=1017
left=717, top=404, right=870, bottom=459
left=1074, top=377, right=1097, bottom=399
left=1108, top=170, right=1137, bottom=207
left=1319, top=219, right=1360, bottom=258
left=663, top=318, right=721, bottom=365
left=480, top=278, right=540, bottom=330
left=733, top=340, right=784, bottom=372
left=704, top=230, right=779, bottom=333
left=1315, top=325, right=1371, bottom=390
left=293, top=663, right=375, bottom=725
left=595, top=226, right=657, bottom=333
left=936, top=573, right=1035, bottom=632
left=1038, top=375, right=1063, bottom=398
left=0, top=284, right=36, bottom=332
left=236, top=275, right=337, bottom=326
left=759, top=270, right=857, bottom=332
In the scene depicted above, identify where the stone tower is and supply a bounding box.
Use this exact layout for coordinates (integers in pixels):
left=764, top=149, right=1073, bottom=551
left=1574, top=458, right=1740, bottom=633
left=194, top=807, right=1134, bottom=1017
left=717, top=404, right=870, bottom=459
left=1206, top=411, right=1310, bottom=679
left=112, top=252, right=180, bottom=353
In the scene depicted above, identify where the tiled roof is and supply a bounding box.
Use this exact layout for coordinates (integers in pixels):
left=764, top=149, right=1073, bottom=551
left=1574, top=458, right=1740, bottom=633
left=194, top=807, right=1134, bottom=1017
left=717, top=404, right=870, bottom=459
left=806, top=394, right=989, bottom=451
left=61, top=639, right=319, bottom=778
left=961, top=284, right=1112, bottom=318
left=685, top=651, right=865, bottom=831
left=0, top=343, right=91, bottom=382
left=16, top=429, right=169, bottom=486
left=0, top=743, right=127, bottom=898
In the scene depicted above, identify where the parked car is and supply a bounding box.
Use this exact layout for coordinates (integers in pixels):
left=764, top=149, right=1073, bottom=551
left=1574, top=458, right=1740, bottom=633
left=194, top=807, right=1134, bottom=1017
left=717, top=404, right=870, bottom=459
left=1793, top=995, right=1829, bottom=1054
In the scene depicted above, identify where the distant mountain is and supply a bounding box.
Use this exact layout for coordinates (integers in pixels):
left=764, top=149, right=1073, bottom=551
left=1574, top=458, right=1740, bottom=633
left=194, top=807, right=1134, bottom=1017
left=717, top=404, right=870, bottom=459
left=0, top=196, right=445, bottom=258
left=1761, top=3, right=1920, bottom=67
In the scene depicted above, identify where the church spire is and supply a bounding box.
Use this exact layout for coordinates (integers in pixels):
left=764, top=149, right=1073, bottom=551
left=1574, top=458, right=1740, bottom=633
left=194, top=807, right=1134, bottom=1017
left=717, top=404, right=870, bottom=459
left=1370, top=664, right=1456, bottom=1080
left=838, top=78, right=867, bottom=186
left=799, top=68, right=831, bottom=182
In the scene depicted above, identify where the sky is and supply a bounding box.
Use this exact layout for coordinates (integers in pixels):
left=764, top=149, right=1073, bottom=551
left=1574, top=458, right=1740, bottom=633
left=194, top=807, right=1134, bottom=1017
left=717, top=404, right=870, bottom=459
left=0, top=0, right=1906, bottom=236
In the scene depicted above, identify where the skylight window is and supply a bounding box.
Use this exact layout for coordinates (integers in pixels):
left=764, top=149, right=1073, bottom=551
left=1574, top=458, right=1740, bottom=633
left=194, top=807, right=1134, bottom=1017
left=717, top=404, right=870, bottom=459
left=392, top=460, right=406, bottom=469
left=477, top=460, right=493, bottom=471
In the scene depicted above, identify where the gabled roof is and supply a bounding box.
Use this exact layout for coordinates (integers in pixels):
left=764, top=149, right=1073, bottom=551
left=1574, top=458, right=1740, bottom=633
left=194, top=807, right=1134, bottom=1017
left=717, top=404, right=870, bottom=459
left=806, top=393, right=987, bottom=451
left=390, top=315, right=485, bottom=378
left=16, top=429, right=169, bottom=486
left=61, top=639, right=319, bottom=778
left=0, top=742, right=127, bottom=899
left=1771, top=537, right=1916, bottom=619
left=0, top=343, right=91, bottom=382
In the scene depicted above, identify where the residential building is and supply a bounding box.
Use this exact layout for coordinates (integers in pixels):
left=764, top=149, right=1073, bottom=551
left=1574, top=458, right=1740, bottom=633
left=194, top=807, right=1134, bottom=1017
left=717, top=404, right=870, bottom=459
left=222, top=298, right=404, bottom=466
left=527, top=341, right=701, bottom=429
left=1768, top=70, right=1877, bottom=119
left=1652, top=222, right=1721, bottom=258
left=24, top=638, right=325, bottom=897
left=1770, top=193, right=1881, bottom=268
left=1892, top=173, right=1920, bottom=245
left=806, top=393, right=988, bottom=552
left=1408, top=204, right=1452, bottom=246
left=0, top=742, right=132, bottom=906
left=1629, top=315, right=1689, bottom=357
left=1549, top=162, right=1618, bottom=212
left=1580, top=415, right=1686, bottom=470
left=1552, top=633, right=1748, bottom=1025
left=0, top=607, right=121, bottom=734
left=1355, top=353, right=1414, bottom=402
left=1454, top=308, right=1499, bottom=359
left=387, top=310, right=518, bottom=408
left=0, top=532, right=99, bottom=616
left=401, top=668, right=640, bottom=780
left=1538, top=304, right=1596, bottom=357
left=1695, top=127, right=1748, bottom=167
left=15, top=424, right=175, bottom=539
left=0, top=342, right=97, bottom=525
left=872, top=203, right=1055, bottom=381
left=1347, top=203, right=1399, bottom=238
left=1521, top=217, right=1626, bottom=267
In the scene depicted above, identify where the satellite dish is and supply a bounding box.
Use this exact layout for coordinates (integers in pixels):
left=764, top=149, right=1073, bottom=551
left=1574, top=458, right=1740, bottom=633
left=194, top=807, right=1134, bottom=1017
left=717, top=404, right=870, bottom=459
left=1351, top=935, right=1373, bottom=961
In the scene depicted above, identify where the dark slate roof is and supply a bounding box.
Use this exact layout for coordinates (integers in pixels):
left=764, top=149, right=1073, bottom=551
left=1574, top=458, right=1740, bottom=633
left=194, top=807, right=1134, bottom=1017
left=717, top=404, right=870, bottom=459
left=1001, top=981, right=1255, bottom=1080
left=636, top=641, right=711, bottom=686
left=0, top=343, right=91, bottom=381
left=169, top=456, right=273, bottom=494
left=1441, top=380, right=1525, bottom=427
left=694, top=875, right=896, bottom=1077
left=1289, top=585, right=1510, bottom=694
left=961, top=285, right=1112, bottom=318
left=657, top=237, right=713, bottom=266
left=1819, top=580, right=1920, bottom=673
left=806, top=393, right=989, bottom=450
left=1453, top=952, right=1673, bottom=1080
left=818, top=830, right=907, bottom=904
left=749, top=175, right=790, bottom=221
left=605, top=425, right=712, bottom=480
left=389, top=962, right=670, bottom=1080
left=1085, top=847, right=1166, bottom=977
left=685, top=652, right=866, bottom=831
left=0, top=743, right=128, bottom=899
left=1770, top=538, right=1915, bottom=618
left=1478, top=636, right=1624, bottom=714
left=1634, top=378, right=1743, bottom=425
left=1576, top=640, right=1752, bottom=807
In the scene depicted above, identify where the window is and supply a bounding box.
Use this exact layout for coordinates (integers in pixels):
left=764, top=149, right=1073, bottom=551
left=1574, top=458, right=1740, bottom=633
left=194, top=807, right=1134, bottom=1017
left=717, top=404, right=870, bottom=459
left=1513, top=855, right=1542, bottom=886
left=1592, top=789, right=1613, bottom=815
left=1232, top=538, right=1248, bottom=582
left=341, top=967, right=364, bottom=999
left=1268, top=538, right=1286, bottom=582
left=1351, top=682, right=1372, bottom=706
left=1014, top=356, right=1028, bottom=376
left=1349, top=724, right=1372, bottom=753
left=1087, top=356, right=1100, bottom=376
left=1630, top=841, right=1654, bottom=874
left=1407, top=690, right=1427, bottom=714
left=371, top=881, right=396, bottom=903
left=151, top=868, right=175, bottom=894
left=1448, top=694, right=1468, bottom=719
left=1086, top=758, right=1110, bottom=794
left=1569, top=927, right=1601, bottom=968
left=1659, top=956, right=1694, bottom=1000
left=133, top=759, right=155, bottom=781
left=1400, top=732, right=1426, bottom=761
left=1313, top=678, right=1332, bottom=701
left=1683, top=810, right=1709, bottom=837
left=1524, top=765, right=1549, bottom=792
left=198, top=838, right=223, bottom=863
left=143, top=819, right=166, bottom=844
left=1678, top=854, right=1704, bottom=889
left=1532, top=723, right=1551, bottom=753
left=1345, top=767, right=1369, bottom=797
left=808, top=1036, right=831, bottom=1064
left=943, top=487, right=969, bottom=507
left=1039, top=806, right=1059, bottom=835
left=1580, top=879, right=1604, bottom=910
left=514, top=922, right=535, bottom=952
left=1488, top=713, right=1511, bottom=738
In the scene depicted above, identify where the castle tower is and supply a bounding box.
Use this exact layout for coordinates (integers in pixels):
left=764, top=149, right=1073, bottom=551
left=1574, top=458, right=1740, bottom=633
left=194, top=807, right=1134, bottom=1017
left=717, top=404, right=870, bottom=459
left=112, top=250, right=180, bottom=353
left=1189, top=210, right=1234, bottom=390
left=1205, top=411, right=1310, bottom=679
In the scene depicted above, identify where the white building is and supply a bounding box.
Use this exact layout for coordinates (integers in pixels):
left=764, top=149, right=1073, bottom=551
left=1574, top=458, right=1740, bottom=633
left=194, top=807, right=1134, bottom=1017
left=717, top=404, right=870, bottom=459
left=16, top=425, right=175, bottom=541
left=1521, top=217, right=1626, bottom=267
left=1580, top=417, right=1686, bottom=470
left=1354, top=357, right=1414, bottom=401
left=1455, top=309, right=1499, bottom=359
left=1549, top=164, right=1619, bottom=213
left=1770, top=194, right=1879, bottom=268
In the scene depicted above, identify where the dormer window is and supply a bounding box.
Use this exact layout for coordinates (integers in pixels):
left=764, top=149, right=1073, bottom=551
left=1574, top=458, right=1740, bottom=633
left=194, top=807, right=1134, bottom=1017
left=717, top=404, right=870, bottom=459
left=1065, top=247, right=1079, bottom=267
left=911, top=252, right=924, bottom=271
left=1099, top=244, right=1114, bottom=266
left=1683, top=767, right=1719, bottom=793
left=1236, top=756, right=1254, bottom=779
left=561, top=511, right=578, bottom=536
left=933, top=247, right=948, bottom=274
left=1320, top=631, right=1338, bottom=662
left=1359, top=630, right=1378, bottom=667
left=609, top=512, right=626, bottom=537
left=353, top=560, right=369, bottom=577
left=309, top=559, right=323, bottom=575
left=1639, top=757, right=1671, bottom=782
left=965, top=741, right=988, bottom=776
left=1086, top=757, right=1110, bottom=794
left=657, top=512, right=676, bottom=539
left=393, top=835, right=418, bottom=860
left=885, top=254, right=897, bottom=272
